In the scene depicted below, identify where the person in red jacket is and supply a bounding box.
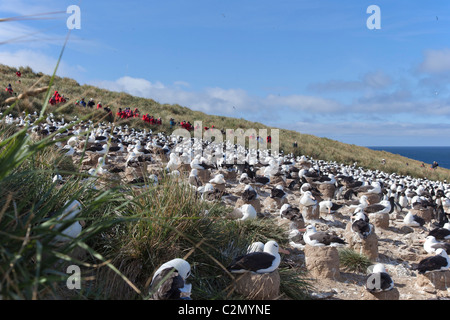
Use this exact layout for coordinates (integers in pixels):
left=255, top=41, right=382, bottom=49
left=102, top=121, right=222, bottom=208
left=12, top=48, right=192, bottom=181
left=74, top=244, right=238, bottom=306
left=5, top=83, right=13, bottom=95
left=16, top=71, right=21, bottom=78
left=97, top=102, right=102, bottom=109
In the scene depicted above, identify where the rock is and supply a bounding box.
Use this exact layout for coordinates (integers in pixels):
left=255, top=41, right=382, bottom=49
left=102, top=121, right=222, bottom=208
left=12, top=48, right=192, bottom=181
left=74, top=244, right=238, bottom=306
left=231, top=184, right=247, bottom=197
left=221, top=170, right=237, bottom=181
left=410, top=208, right=434, bottom=223
left=197, top=169, right=211, bottom=184
left=304, top=244, right=341, bottom=280
left=262, top=197, right=288, bottom=212
left=370, top=212, right=390, bottom=229
left=360, top=192, right=382, bottom=205
left=233, top=271, right=281, bottom=300
left=344, top=223, right=378, bottom=261
left=178, top=163, right=191, bottom=173
left=398, top=251, right=418, bottom=262
left=269, top=176, right=286, bottom=187
left=300, top=204, right=320, bottom=221
left=211, top=182, right=226, bottom=193
left=316, top=184, right=336, bottom=200
left=310, top=290, right=337, bottom=300
left=416, top=270, right=450, bottom=291
left=361, top=287, right=400, bottom=300
left=399, top=226, right=415, bottom=234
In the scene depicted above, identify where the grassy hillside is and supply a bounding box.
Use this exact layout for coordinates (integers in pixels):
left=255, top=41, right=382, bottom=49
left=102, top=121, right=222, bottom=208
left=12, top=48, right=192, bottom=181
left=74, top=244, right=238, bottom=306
left=2, top=63, right=450, bottom=182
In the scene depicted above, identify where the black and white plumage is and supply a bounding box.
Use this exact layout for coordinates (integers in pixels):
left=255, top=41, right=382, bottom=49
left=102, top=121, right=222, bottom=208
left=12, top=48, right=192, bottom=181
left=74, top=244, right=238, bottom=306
left=227, top=240, right=286, bottom=274
left=412, top=249, right=450, bottom=274
left=403, top=211, right=425, bottom=227
left=351, top=211, right=374, bottom=239
left=351, top=207, right=369, bottom=223
left=423, top=236, right=450, bottom=254
left=299, top=191, right=317, bottom=207
left=247, top=241, right=265, bottom=253
left=365, top=197, right=395, bottom=215
left=188, top=169, right=202, bottom=187
left=53, top=200, right=83, bottom=242
left=149, top=258, right=192, bottom=300
left=365, top=263, right=394, bottom=293
left=428, top=223, right=450, bottom=240
left=270, top=185, right=286, bottom=199
left=318, top=200, right=343, bottom=214
left=239, top=173, right=251, bottom=184
left=254, top=175, right=270, bottom=186
left=279, top=204, right=304, bottom=228
left=242, top=185, right=258, bottom=201
left=301, top=225, right=346, bottom=247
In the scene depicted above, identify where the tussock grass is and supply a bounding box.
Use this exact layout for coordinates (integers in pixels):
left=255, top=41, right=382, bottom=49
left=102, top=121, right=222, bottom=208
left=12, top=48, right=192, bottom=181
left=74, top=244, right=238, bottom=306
left=338, top=248, right=372, bottom=273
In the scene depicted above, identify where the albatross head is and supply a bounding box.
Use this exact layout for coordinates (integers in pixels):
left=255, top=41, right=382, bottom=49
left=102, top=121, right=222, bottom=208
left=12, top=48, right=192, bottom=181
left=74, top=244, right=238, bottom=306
left=372, top=263, right=387, bottom=274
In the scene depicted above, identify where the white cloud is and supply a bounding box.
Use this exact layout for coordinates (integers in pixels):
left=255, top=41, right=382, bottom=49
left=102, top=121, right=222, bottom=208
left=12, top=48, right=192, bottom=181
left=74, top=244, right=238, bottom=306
left=0, top=49, right=85, bottom=78
left=308, top=71, right=392, bottom=93
left=419, top=48, right=450, bottom=74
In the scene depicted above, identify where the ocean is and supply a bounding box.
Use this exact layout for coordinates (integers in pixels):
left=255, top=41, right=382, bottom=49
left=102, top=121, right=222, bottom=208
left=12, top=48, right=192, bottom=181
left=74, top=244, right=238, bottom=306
left=367, top=146, right=450, bottom=170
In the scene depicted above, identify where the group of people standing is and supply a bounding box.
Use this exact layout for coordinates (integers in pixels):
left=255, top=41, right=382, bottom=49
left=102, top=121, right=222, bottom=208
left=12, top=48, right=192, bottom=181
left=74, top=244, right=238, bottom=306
left=49, top=91, right=67, bottom=105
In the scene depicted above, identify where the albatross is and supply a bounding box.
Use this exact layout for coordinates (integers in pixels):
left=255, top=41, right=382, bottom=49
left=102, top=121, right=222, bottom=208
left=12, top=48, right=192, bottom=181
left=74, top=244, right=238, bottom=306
left=351, top=210, right=374, bottom=239
left=428, top=223, right=450, bottom=240
left=149, top=258, right=192, bottom=300
left=412, top=248, right=450, bottom=274
left=365, top=263, right=394, bottom=293
left=422, top=236, right=450, bottom=254
left=227, top=240, right=289, bottom=274
left=300, top=225, right=346, bottom=247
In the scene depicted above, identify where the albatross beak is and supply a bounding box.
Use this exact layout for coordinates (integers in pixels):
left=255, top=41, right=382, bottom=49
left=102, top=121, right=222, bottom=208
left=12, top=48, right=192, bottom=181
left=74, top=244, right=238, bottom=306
left=298, top=228, right=306, bottom=232
left=279, top=248, right=290, bottom=254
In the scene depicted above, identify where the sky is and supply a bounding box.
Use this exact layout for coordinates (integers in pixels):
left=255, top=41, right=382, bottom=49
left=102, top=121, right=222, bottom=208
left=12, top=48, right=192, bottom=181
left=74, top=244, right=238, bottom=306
left=1, top=0, right=450, bottom=146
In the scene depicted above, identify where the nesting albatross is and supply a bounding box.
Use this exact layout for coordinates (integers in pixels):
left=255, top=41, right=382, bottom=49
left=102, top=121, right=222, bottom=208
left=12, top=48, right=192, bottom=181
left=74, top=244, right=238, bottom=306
left=227, top=240, right=289, bottom=274
left=301, top=225, right=346, bottom=247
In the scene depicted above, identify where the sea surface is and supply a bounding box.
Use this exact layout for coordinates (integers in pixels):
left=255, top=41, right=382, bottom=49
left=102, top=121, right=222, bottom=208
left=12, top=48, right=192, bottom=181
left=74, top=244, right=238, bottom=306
left=366, top=146, right=450, bottom=170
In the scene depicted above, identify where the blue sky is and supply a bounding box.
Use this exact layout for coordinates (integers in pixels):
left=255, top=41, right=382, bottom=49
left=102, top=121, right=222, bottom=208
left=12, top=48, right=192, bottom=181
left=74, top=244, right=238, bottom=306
left=1, top=0, right=450, bottom=146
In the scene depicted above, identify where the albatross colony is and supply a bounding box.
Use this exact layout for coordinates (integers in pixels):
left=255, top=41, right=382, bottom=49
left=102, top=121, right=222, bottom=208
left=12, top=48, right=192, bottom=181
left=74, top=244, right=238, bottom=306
left=10, top=111, right=450, bottom=300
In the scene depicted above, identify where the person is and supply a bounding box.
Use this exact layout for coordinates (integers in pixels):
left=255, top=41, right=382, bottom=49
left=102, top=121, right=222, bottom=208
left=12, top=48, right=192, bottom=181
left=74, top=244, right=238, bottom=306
left=267, top=135, right=272, bottom=143
left=431, top=161, right=439, bottom=170
left=87, top=98, right=95, bottom=108
left=169, top=118, right=175, bottom=128
left=293, top=141, right=298, bottom=148
left=5, top=83, right=13, bottom=95
left=16, top=71, right=21, bottom=78
left=381, top=159, right=386, bottom=165
left=79, top=98, right=86, bottom=107
left=97, top=102, right=102, bottom=109
left=421, top=163, right=425, bottom=168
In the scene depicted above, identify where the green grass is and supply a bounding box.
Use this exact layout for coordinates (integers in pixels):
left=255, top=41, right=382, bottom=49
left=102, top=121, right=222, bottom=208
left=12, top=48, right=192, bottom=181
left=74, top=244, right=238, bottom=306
left=338, top=248, right=372, bottom=273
